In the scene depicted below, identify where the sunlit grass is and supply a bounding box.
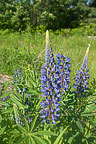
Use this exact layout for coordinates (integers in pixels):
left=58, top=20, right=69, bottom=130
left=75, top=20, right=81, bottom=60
left=0, top=32, right=96, bottom=83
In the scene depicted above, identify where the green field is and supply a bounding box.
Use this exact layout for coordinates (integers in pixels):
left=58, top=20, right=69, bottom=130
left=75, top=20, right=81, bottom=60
left=0, top=32, right=96, bottom=144
left=0, top=32, right=96, bottom=82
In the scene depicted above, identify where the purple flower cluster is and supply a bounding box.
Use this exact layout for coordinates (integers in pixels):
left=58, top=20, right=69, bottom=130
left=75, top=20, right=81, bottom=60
left=13, top=69, right=23, bottom=84
left=13, top=69, right=32, bottom=124
left=40, top=41, right=71, bottom=124
left=45, top=43, right=55, bottom=68
left=2, top=90, right=7, bottom=102
left=73, top=48, right=90, bottom=97
left=55, top=53, right=71, bottom=95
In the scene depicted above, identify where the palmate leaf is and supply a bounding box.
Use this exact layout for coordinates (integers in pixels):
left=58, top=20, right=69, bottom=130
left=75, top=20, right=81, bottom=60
left=28, top=136, right=36, bottom=144
left=32, top=135, right=47, bottom=144
left=25, top=118, right=30, bottom=132
left=18, top=125, right=28, bottom=134
left=31, top=115, right=39, bottom=132
left=31, top=117, right=43, bottom=133
left=14, top=135, right=26, bottom=144
left=14, top=115, right=55, bottom=144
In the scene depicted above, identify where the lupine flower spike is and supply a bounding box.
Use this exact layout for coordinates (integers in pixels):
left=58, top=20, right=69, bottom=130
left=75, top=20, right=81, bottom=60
left=40, top=30, right=57, bottom=124
left=13, top=69, right=32, bottom=124
left=73, top=44, right=90, bottom=97
left=40, top=30, right=71, bottom=124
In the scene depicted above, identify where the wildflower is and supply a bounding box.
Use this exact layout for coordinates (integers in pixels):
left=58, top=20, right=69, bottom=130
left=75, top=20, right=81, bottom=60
left=73, top=45, right=90, bottom=97
left=55, top=53, right=71, bottom=94
left=2, top=90, right=7, bottom=102
left=13, top=69, right=31, bottom=124
left=28, top=116, right=32, bottom=123
left=40, top=30, right=71, bottom=124
left=13, top=69, right=23, bottom=83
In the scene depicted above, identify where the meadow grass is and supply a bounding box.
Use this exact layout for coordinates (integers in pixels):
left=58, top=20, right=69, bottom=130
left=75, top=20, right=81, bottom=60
left=0, top=32, right=96, bottom=84
left=0, top=32, right=96, bottom=144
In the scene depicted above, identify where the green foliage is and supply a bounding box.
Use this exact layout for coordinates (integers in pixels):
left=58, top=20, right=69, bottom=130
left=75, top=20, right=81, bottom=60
left=0, top=0, right=96, bottom=31
left=54, top=23, right=96, bottom=36
left=1, top=72, right=96, bottom=144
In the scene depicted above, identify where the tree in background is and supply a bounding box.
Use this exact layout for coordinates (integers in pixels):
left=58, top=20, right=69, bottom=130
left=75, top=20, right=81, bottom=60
left=0, top=0, right=96, bottom=31
left=87, top=0, right=96, bottom=23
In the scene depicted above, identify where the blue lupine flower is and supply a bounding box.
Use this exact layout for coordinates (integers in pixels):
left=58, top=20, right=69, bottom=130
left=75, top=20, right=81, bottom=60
left=55, top=53, right=71, bottom=94
left=40, top=30, right=71, bottom=124
left=2, top=90, right=7, bottom=102
left=73, top=47, right=90, bottom=97
left=28, top=116, right=32, bottom=123
left=2, top=97, right=7, bottom=102
left=27, top=94, right=30, bottom=98
left=13, top=69, right=23, bottom=83
left=23, top=88, right=26, bottom=93
left=13, top=69, right=31, bottom=124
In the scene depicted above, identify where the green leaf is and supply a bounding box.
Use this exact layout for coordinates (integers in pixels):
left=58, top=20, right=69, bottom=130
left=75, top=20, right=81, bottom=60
left=0, top=115, right=2, bottom=122
left=28, top=89, right=39, bottom=96
left=76, top=120, right=84, bottom=133
left=10, top=94, right=24, bottom=109
left=18, top=125, right=28, bottom=134
left=68, top=132, right=79, bottom=143
left=14, top=135, right=26, bottom=144
left=44, top=136, right=51, bottom=144
left=29, top=79, right=37, bottom=87
left=32, top=135, right=47, bottom=144
left=1, top=108, right=13, bottom=114
left=81, top=113, right=95, bottom=116
left=86, top=104, right=96, bottom=113
left=0, top=89, right=12, bottom=99
left=54, top=125, right=69, bottom=144
left=25, top=119, right=30, bottom=132
left=31, top=115, right=38, bottom=132
left=0, top=126, right=6, bottom=135
left=29, top=136, right=36, bottom=144
left=10, top=129, right=20, bottom=135
left=36, top=96, right=43, bottom=109
left=0, top=81, right=9, bottom=94
left=0, top=101, right=10, bottom=106
left=33, top=131, right=57, bottom=136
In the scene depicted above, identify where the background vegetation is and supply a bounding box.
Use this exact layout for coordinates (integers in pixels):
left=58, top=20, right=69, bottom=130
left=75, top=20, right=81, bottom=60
left=0, top=0, right=96, bottom=32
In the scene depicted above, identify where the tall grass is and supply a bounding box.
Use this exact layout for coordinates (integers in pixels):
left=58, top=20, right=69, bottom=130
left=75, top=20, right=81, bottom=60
left=0, top=32, right=96, bottom=81
left=0, top=31, right=96, bottom=144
